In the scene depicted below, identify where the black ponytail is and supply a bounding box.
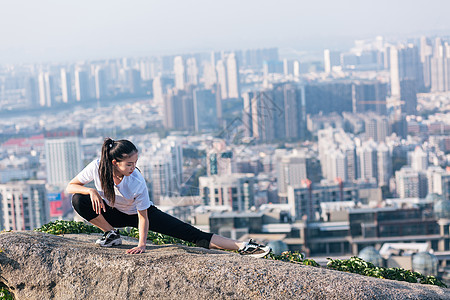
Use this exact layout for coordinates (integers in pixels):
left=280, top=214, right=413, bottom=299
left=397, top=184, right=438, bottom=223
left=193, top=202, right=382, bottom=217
left=99, top=138, right=138, bottom=206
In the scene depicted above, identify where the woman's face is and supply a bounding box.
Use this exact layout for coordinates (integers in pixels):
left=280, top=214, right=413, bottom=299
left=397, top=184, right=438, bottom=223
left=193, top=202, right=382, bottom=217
left=113, top=152, right=138, bottom=177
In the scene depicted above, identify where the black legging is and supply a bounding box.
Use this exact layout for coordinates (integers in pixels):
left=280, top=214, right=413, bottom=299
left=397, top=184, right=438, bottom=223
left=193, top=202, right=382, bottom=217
left=72, top=193, right=213, bottom=249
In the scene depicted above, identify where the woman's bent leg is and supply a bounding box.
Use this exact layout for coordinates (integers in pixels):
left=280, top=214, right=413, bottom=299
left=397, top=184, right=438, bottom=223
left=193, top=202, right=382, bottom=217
left=72, top=193, right=100, bottom=221
left=147, top=206, right=213, bottom=249
left=71, top=193, right=138, bottom=229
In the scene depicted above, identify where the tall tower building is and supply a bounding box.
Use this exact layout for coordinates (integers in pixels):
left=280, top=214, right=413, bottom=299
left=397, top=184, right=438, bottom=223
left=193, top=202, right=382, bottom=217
left=199, top=173, right=255, bottom=212
left=324, top=49, right=341, bottom=73
left=26, top=77, right=39, bottom=107
left=139, top=154, right=173, bottom=206
left=74, top=69, right=90, bottom=101
left=245, top=84, right=305, bottom=142
left=357, top=141, right=378, bottom=182
left=186, top=57, right=199, bottom=86
left=38, top=72, right=54, bottom=107
left=411, top=146, right=428, bottom=172
left=153, top=76, right=164, bottom=108
left=420, top=36, right=433, bottom=90
left=193, top=88, right=219, bottom=132
left=327, top=149, right=348, bottom=181
left=94, top=66, right=108, bottom=99
left=377, top=143, right=392, bottom=186
left=277, top=151, right=308, bottom=197
left=395, top=167, right=428, bottom=198
left=128, top=69, right=141, bottom=94
left=60, top=68, right=72, bottom=103
left=216, top=59, right=228, bottom=99
left=163, top=88, right=195, bottom=131
left=44, top=134, right=83, bottom=188
left=352, top=81, right=387, bottom=115
left=173, top=56, right=186, bottom=90
left=0, top=180, right=49, bottom=231
left=390, top=44, right=421, bottom=114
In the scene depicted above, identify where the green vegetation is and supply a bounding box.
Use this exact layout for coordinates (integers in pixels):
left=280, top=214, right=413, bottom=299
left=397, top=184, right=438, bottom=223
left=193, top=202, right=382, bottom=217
left=34, top=221, right=446, bottom=288
left=327, top=257, right=446, bottom=288
left=36, top=220, right=103, bottom=235
left=0, top=282, right=14, bottom=300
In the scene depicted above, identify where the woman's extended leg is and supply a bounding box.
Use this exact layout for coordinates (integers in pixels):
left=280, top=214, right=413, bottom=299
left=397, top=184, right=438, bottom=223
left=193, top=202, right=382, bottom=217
left=146, top=206, right=271, bottom=257
left=209, top=234, right=244, bottom=250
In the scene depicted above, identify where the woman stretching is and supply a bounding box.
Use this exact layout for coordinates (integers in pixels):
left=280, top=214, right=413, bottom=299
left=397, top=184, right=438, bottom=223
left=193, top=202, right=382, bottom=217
left=66, top=138, right=270, bottom=257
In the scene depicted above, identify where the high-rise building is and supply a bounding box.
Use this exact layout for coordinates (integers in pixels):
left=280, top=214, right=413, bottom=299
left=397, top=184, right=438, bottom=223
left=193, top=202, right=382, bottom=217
left=163, top=88, right=195, bottom=131
left=74, top=69, right=90, bottom=101
left=395, top=167, right=428, bottom=198
left=362, top=113, right=389, bottom=142
left=389, top=44, right=421, bottom=114
left=243, top=48, right=278, bottom=69
left=0, top=180, right=49, bottom=231
left=206, top=145, right=233, bottom=177
left=152, top=76, right=174, bottom=111
left=26, top=77, right=39, bottom=107
left=128, top=69, right=141, bottom=94
left=193, top=88, right=220, bottom=132
left=377, top=143, right=392, bottom=187
left=173, top=56, right=186, bottom=90
left=226, top=53, right=241, bottom=99
left=287, top=181, right=379, bottom=221
left=186, top=57, right=199, bottom=86
left=38, top=72, right=54, bottom=107
left=60, top=68, right=72, bottom=103
left=352, top=81, right=387, bottom=115
left=245, top=83, right=305, bottom=142
left=324, top=49, right=341, bottom=73
left=277, top=150, right=308, bottom=197
left=94, top=66, right=107, bottom=99
left=216, top=59, right=228, bottom=99
left=139, top=154, right=172, bottom=206
left=318, top=128, right=358, bottom=183
left=44, top=134, right=83, bottom=188
left=304, top=82, right=353, bottom=115
left=199, top=173, right=255, bottom=212
left=411, top=146, right=428, bottom=172
left=420, top=36, right=433, bottom=90
left=357, top=141, right=378, bottom=182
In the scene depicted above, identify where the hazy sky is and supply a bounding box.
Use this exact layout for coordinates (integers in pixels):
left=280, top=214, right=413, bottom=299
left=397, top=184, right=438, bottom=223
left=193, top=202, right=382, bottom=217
left=0, top=0, right=448, bottom=63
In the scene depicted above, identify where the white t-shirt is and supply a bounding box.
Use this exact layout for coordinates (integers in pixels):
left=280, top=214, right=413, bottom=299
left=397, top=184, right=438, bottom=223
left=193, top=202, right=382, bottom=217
left=76, top=159, right=152, bottom=215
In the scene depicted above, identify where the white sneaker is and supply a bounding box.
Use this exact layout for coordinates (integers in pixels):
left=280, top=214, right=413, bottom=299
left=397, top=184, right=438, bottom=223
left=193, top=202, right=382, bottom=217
left=238, top=239, right=271, bottom=258
left=96, top=229, right=122, bottom=247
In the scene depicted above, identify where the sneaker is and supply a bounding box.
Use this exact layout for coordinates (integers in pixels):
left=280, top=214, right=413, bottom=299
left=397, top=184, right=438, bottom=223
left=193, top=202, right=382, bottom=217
left=96, top=229, right=122, bottom=247
left=238, top=239, right=271, bottom=258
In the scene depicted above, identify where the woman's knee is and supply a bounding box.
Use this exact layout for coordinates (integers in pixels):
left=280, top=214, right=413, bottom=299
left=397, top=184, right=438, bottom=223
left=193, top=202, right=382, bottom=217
left=194, top=232, right=214, bottom=249
left=71, top=193, right=91, bottom=211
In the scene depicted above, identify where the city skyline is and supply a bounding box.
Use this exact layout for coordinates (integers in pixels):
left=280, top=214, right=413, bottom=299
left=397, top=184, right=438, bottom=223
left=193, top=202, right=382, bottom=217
left=1, top=0, right=450, bottom=64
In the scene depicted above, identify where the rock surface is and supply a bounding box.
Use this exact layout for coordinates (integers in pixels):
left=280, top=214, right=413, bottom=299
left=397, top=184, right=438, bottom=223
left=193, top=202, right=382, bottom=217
left=0, top=231, right=449, bottom=299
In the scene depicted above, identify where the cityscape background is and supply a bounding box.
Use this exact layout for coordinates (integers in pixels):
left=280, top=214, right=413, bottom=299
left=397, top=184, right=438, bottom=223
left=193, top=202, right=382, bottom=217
left=1, top=0, right=450, bottom=280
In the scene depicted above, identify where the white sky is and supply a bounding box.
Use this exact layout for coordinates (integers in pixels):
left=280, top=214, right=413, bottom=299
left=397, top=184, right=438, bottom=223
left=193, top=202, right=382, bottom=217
left=0, top=0, right=448, bottom=63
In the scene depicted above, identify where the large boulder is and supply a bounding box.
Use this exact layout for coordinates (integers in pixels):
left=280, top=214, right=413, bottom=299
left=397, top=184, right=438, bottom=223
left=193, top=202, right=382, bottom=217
left=0, top=231, right=449, bottom=299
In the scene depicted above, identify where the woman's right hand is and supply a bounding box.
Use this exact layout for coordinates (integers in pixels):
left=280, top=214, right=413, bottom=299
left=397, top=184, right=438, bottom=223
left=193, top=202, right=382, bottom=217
left=89, top=189, right=106, bottom=214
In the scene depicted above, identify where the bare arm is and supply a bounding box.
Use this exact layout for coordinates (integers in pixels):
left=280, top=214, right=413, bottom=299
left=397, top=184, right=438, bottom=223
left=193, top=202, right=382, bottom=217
left=66, top=177, right=106, bottom=214
left=126, top=209, right=149, bottom=254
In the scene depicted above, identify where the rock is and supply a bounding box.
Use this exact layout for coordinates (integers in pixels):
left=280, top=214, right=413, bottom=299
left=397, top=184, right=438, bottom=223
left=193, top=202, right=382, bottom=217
left=0, top=231, right=449, bottom=299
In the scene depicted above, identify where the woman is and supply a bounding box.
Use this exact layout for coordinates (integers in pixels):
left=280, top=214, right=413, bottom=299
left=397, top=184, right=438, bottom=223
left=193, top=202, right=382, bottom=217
left=67, top=138, right=270, bottom=257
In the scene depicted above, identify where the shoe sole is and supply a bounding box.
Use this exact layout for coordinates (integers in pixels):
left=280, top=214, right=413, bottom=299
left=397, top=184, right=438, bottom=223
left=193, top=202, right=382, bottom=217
left=98, top=238, right=123, bottom=247
left=242, top=247, right=272, bottom=258
left=247, top=251, right=271, bottom=258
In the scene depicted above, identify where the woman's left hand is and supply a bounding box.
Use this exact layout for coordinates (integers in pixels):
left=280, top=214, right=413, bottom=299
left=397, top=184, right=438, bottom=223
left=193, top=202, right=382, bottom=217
left=126, top=245, right=146, bottom=254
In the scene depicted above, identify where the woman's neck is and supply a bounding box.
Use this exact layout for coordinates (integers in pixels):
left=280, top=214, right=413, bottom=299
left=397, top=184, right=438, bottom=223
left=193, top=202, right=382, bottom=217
left=113, top=172, right=124, bottom=180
